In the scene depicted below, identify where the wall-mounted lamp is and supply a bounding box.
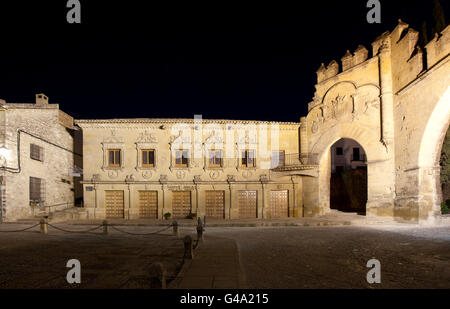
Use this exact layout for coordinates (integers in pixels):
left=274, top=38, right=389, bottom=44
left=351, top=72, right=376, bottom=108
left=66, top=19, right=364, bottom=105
left=0, top=145, right=8, bottom=167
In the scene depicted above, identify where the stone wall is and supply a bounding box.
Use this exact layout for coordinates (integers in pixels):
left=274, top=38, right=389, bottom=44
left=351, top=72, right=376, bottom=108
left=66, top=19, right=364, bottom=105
left=301, top=21, right=450, bottom=222
left=77, top=119, right=302, bottom=219
left=0, top=101, right=77, bottom=221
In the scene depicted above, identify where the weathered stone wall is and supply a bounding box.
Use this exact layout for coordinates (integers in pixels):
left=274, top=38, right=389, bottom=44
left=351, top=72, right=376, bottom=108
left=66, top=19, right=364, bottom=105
left=302, top=21, right=450, bottom=223
left=0, top=103, right=76, bottom=221
left=394, top=64, right=450, bottom=222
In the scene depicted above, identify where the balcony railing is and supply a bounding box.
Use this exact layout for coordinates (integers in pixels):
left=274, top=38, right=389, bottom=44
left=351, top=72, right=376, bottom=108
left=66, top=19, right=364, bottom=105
left=351, top=154, right=367, bottom=163
left=271, top=153, right=319, bottom=171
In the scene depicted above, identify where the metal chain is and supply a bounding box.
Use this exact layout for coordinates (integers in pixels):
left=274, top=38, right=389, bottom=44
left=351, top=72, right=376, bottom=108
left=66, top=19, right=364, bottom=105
left=0, top=223, right=40, bottom=233
left=47, top=224, right=103, bottom=234
left=110, top=224, right=173, bottom=236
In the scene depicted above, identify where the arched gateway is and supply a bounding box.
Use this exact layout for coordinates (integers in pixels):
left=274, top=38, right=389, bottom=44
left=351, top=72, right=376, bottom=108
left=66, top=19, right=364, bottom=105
left=279, top=21, right=450, bottom=223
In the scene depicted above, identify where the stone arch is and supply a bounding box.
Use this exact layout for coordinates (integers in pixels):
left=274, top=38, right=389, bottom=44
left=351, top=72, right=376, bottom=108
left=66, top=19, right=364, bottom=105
left=303, top=122, right=394, bottom=217
left=418, top=87, right=450, bottom=169
left=321, top=81, right=357, bottom=105
left=417, top=87, right=450, bottom=219
left=311, top=122, right=387, bottom=163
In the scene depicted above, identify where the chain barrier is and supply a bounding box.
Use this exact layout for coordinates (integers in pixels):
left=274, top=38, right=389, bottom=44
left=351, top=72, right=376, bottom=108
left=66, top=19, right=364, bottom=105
left=0, top=223, right=40, bottom=233
left=0, top=220, right=203, bottom=289
left=47, top=223, right=103, bottom=234
left=0, top=221, right=194, bottom=238
left=110, top=224, right=173, bottom=236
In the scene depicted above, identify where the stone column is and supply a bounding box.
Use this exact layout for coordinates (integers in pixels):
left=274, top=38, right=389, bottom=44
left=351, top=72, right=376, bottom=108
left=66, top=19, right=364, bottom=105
left=299, top=117, right=308, bottom=155
left=378, top=40, right=395, bottom=148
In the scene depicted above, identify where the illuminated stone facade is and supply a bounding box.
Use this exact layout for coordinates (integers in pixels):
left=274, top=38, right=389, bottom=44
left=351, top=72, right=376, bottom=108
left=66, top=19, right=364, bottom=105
left=76, top=119, right=302, bottom=220
left=300, top=21, right=450, bottom=223
left=0, top=94, right=80, bottom=221
left=1, top=21, right=449, bottom=223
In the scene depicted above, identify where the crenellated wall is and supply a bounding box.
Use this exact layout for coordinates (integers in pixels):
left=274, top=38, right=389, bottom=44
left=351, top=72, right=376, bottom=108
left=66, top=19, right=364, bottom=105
left=301, top=21, right=450, bottom=223
left=425, top=26, right=450, bottom=68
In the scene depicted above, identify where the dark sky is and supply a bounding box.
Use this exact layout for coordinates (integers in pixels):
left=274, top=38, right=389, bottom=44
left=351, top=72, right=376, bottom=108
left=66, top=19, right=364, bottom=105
left=0, top=0, right=448, bottom=122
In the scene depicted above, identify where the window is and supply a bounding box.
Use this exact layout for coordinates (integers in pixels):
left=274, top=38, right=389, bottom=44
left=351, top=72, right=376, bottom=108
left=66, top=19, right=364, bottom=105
left=336, top=147, right=343, bottom=156
left=30, top=144, right=43, bottom=161
left=335, top=166, right=344, bottom=173
left=141, top=149, right=155, bottom=167
left=175, top=150, right=189, bottom=167
left=353, top=148, right=360, bottom=161
left=208, top=150, right=222, bottom=167
left=271, top=151, right=285, bottom=168
left=29, top=177, right=44, bottom=205
left=241, top=150, right=256, bottom=168
left=108, top=149, right=121, bottom=167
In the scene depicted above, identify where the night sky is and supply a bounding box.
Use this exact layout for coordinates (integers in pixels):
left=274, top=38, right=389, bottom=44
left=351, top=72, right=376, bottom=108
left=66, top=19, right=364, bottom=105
left=0, top=0, right=448, bottom=122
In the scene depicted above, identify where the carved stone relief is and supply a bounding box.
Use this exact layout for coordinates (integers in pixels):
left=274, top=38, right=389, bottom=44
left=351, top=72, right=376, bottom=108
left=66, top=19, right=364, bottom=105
left=142, top=170, right=152, bottom=179
left=242, top=170, right=253, bottom=179
left=176, top=170, right=186, bottom=180
left=209, top=170, right=219, bottom=180
left=108, top=170, right=119, bottom=179
left=136, top=131, right=158, bottom=143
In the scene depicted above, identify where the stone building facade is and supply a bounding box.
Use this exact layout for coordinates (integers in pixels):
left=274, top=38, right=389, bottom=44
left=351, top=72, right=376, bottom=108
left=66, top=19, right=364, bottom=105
left=76, top=119, right=301, bottom=220
left=0, top=94, right=80, bottom=221
left=297, top=21, right=450, bottom=223
left=1, top=21, right=448, bottom=223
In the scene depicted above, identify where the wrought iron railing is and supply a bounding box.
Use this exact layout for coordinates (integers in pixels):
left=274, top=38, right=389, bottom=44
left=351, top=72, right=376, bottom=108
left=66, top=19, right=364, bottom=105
left=30, top=201, right=74, bottom=216
left=271, top=153, right=319, bottom=170
left=351, top=154, right=367, bottom=162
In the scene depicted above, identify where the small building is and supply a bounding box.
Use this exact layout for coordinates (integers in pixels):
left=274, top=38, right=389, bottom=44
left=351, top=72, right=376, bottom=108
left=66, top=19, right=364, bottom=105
left=76, top=118, right=302, bottom=220
left=331, top=139, right=367, bottom=173
left=0, top=94, right=81, bottom=221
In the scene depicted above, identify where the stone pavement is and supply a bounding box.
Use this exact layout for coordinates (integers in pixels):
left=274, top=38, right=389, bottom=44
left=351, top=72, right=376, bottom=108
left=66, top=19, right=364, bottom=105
left=14, top=210, right=424, bottom=227
left=169, top=235, right=245, bottom=289
left=13, top=209, right=450, bottom=227
left=0, top=225, right=185, bottom=289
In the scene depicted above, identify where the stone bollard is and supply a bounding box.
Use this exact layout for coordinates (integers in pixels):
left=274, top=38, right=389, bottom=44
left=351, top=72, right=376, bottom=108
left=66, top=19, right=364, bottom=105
left=196, top=222, right=204, bottom=243
left=149, top=262, right=167, bottom=289
left=172, top=220, right=179, bottom=237
left=183, top=235, right=194, bottom=259
left=103, top=220, right=108, bottom=235
left=40, top=219, right=48, bottom=234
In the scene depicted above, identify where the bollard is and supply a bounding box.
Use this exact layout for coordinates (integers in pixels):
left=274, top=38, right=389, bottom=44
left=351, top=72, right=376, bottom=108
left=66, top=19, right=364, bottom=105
left=40, top=219, right=48, bottom=234
left=149, top=262, right=167, bottom=289
left=103, top=220, right=108, bottom=235
left=196, top=222, right=204, bottom=243
left=172, top=220, right=179, bottom=237
left=183, top=235, right=194, bottom=259
left=203, top=215, right=206, bottom=227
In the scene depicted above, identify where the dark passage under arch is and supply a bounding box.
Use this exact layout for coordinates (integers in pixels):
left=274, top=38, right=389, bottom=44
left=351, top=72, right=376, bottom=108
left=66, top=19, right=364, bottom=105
left=330, top=138, right=367, bottom=215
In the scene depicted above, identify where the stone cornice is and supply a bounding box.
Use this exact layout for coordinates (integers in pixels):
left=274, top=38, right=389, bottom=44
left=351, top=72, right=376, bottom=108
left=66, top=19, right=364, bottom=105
left=1, top=103, right=60, bottom=110
left=75, top=118, right=300, bottom=126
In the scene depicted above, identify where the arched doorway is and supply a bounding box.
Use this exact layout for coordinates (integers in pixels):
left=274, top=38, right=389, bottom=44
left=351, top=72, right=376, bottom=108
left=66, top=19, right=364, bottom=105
left=440, top=126, right=450, bottom=215
left=330, top=138, right=367, bottom=215
left=418, top=87, right=450, bottom=220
